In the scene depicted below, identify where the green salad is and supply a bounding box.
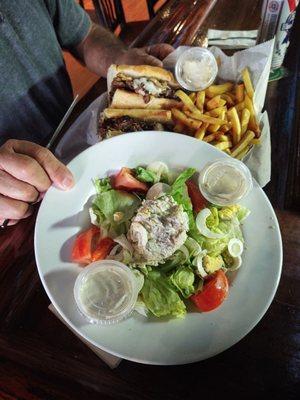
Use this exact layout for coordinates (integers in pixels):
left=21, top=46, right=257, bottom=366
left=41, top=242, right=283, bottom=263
left=85, top=162, right=250, bottom=319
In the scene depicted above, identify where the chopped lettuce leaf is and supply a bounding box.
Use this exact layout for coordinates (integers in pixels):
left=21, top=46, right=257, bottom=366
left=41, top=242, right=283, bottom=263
left=169, top=266, right=195, bottom=298
left=170, top=168, right=204, bottom=244
left=146, top=162, right=170, bottom=183
left=236, top=205, right=251, bottom=222
left=206, top=207, right=219, bottom=229
left=133, top=296, right=148, bottom=317
left=171, top=168, right=196, bottom=195
left=132, top=269, right=145, bottom=292
left=135, top=167, right=157, bottom=183
left=92, top=189, right=140, bottom=237
left=159, top=246, right=190, bottom=273
left=141, top=271, right=186, bottom=318
left=184, top=237, right=202, bottom=258
left=93, top=190, right=140, bottom=224
left=94, top=177, right=112, bottom=194
left=201, top=215, right=244, bottom=257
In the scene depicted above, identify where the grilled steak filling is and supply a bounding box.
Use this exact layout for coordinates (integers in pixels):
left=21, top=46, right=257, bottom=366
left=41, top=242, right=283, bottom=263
left=110, top=74, right=178, bottom=103
left=98, top=116, right=165, bottom=138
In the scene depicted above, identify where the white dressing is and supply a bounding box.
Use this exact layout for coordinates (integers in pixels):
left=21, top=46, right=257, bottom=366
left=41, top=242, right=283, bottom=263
left=199, top=159, right=253, bottom=206
left=74, top=260, right=139, bottom=324
left=182, top=59, right=213, bottom=88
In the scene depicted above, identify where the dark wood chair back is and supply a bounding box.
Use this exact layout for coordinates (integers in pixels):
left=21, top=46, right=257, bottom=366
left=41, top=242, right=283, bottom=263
left=92, top=0, right=126, bottom=32
left=146, top=0, right=161, bottom=18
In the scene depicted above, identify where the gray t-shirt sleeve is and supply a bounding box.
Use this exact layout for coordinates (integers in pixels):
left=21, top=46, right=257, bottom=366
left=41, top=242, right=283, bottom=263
left=44, top=0, right=92, bottom=50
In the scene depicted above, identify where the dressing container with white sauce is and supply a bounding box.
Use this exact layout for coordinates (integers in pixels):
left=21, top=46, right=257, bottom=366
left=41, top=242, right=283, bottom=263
left=175, top=47, right=218, bottom=91
left=74, top=260, right=139, bottom=325
left=198, top=158, right=253, bottom=206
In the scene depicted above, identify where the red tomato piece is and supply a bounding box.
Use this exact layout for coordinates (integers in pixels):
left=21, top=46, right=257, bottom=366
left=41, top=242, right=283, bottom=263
left=71, top=226, right=99, bottom=265
left=91, top=237, right=115, bottom=262
left=186, top=179, right=207, bottom=213
left=190, top=270, right=229, bottom=312
left=71, top=227, right=115, bottom=265
left=113, top=167, right=148, bottom=192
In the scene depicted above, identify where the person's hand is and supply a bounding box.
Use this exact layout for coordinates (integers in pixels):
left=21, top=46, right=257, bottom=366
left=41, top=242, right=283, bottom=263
left=0, top=139, right=74, bottom=226
left=115, top=43, right=174, bottom=67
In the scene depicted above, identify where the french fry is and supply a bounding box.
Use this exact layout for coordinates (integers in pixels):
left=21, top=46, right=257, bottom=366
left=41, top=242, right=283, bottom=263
left=214, top=141, right=232, bottom=150
left=215, top=132, right=230, bottom=142
left=189, top=92, right=196, bottom=103
left=244, top=94, right=260, bottom=136
left=242, top=67, right=254, bottom=99
left=205, top=83, right=234, bottom=98
left=224, top=92, right=236, bottom=102
left=235, top=101, right=245, bottom=111
left=209, top=106, right=226, bottom=117
left=196, top=91, right=205, bottom=112
left=206, top=95, right=226, bottom=110
left=207, top=124, right=218, bottom=133
left=203, top=133, right=216, bottom=143
left=235, top=146, right=250, bottom=160
left=231, top=130, right=255, bottom=157
left=224, top=149, right=231, bottom=155
left=250, top=138, right=261, bottom=145
left=227, top=107, right=241, bottom=145
left=235, top=84, right=245, bottom=103
left=241, top=108, right=250, bottom=135
left=221, top=94, right=235, bottom=107
left=195, top=122, right=209, bottom=140
left=173, top=122, right=185, bottom=133
left=175, top=90, right=198, bottom=113
left=189, top=112, right=227, bottom=125
left=171, top=108, right=201, bottom=130
left=207, top=110, right=226, bottom=133
left=219, top=123, right=232, bottom=133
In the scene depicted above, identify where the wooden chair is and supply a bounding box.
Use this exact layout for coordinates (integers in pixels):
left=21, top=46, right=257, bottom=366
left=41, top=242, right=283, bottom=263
left=146, top=0, right=162, bottom=18
left=92, top=0, right=151, bottom=45
left=92, top=0, right=126, bottom=33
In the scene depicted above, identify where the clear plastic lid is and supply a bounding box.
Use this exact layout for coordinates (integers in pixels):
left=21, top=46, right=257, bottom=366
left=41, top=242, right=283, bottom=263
left=175, top=47, right=218, bottom=91
left=198, top=158, right=253, bottom=206
left=74, top=260, right=139, bottom=325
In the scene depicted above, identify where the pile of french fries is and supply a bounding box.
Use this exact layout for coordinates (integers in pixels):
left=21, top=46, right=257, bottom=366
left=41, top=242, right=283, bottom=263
left=171, top=68, right=261, bottom=159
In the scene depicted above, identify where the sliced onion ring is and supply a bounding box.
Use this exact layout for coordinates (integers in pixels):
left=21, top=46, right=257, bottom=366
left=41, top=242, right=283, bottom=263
left=196, top=208, right=226, bottom=239
left=146, top=183, right=171, bottom=200
left=114, top=234, right=133, bottom=254
left=228, top=238, right=243, bottom=257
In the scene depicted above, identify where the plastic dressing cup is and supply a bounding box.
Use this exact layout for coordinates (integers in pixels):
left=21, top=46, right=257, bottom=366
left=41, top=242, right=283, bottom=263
left=74, top=260, right=139, bottom=325
left=175, top=47, right=218, bottom=91
left=198, top=158, right=253, bottom=206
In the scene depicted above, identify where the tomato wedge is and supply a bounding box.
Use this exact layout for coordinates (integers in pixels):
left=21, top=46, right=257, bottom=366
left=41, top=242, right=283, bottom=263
left=71, top=226, right=99, bottom=264
left=113, top=167, right=148, bottom=192
left=190, top=270, right=229, bottom=312
left=186, top=179, right=207, bottom=213
left=71, top=226, right=114, bottom=265
left=91, top=237, right=115, bottom=262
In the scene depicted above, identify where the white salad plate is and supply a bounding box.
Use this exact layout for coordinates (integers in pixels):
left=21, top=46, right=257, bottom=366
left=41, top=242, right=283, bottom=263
left=34, top=131, right=282, bottom=365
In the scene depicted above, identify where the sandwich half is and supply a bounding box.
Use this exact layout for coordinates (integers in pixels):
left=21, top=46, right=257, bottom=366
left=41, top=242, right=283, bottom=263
left=107, top=64, right=181, bottom=108
left=98, top=108, right=173, bottom=139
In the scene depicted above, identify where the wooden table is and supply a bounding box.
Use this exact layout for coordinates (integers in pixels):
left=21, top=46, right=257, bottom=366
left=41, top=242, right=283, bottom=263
left=1, top=1, right=299, bottom=399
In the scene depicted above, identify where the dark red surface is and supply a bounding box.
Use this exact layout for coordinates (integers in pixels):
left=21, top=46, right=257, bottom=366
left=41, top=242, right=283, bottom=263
left=1, top=1, right=299, bottom=399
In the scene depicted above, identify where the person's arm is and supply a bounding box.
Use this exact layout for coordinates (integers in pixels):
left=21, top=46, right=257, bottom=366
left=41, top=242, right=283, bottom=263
left=0, top=140, right=74, bottom=226
left=75, top=23, right=174, bottom=77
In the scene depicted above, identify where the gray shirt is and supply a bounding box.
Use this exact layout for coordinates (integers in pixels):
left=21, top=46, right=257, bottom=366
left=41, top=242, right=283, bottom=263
left=0, top=0, right=91, bottom=145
